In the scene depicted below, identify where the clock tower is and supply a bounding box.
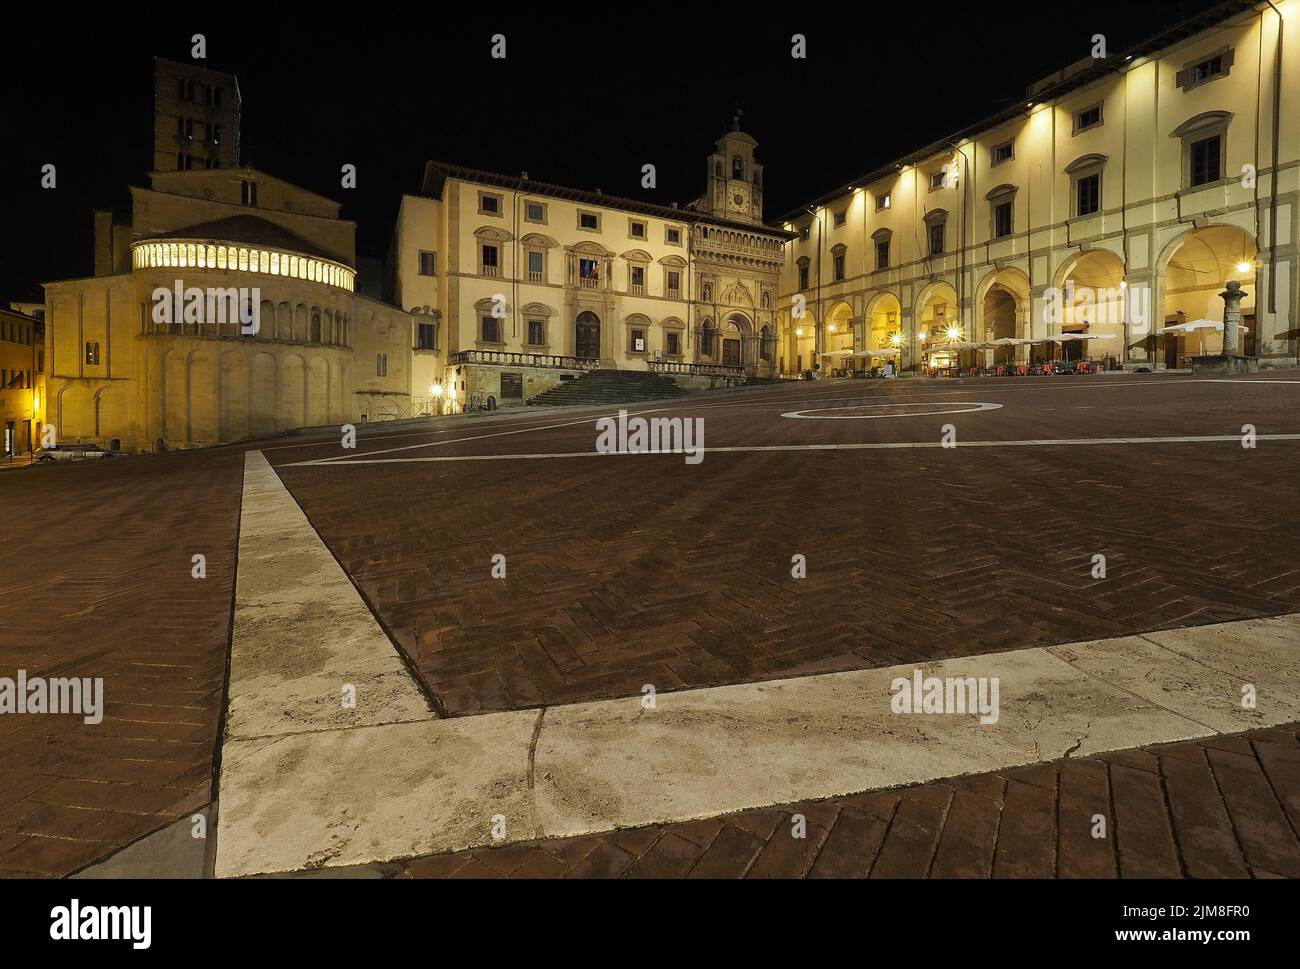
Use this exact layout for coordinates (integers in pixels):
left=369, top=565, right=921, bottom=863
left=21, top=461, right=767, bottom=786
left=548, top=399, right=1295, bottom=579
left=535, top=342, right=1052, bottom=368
left=700, top=115, right=763, bottom=225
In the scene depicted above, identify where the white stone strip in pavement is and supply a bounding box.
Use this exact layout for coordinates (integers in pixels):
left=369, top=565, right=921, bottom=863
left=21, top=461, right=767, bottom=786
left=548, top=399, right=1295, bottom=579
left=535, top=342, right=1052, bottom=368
left=214, top=545, right=1300, bottom=877
left=223, top=450, right=433, bottom=740
left=289, top=432, right=1300, bottom=467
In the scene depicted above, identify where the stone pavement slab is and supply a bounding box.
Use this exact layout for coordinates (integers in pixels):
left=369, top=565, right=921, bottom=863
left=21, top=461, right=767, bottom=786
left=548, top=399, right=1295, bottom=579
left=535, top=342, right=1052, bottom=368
left=214, top=608, right=1300, bottom=875
left=389, top=724, right=1300, bottom=879
left=225, top=451, right=432, bottom=740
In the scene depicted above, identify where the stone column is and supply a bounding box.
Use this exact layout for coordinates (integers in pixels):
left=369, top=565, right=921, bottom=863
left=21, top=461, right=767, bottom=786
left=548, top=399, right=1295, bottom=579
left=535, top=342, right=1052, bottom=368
left=1219, top=280, right=1246, bottom=357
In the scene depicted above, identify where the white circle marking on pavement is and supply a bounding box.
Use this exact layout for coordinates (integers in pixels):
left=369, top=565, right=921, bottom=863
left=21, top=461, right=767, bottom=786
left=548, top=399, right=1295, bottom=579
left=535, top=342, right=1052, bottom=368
left=779, top=401, right=1005, bottom=420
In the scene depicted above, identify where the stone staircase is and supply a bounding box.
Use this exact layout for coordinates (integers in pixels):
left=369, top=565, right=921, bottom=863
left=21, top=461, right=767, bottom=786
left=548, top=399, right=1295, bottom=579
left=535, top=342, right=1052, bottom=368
left=528, top=369, right=688, bottom=407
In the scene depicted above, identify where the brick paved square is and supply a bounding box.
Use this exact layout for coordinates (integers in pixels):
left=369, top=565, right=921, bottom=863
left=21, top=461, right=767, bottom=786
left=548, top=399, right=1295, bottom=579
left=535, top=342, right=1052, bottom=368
left=269, top=376, right=1300, bottom=716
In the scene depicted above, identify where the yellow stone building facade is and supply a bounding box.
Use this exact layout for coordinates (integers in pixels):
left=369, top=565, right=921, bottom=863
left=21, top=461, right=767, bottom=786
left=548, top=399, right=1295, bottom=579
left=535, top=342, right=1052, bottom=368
left=388, top=127, right=791, bottom=409
left=778, top=0, right=1299, bottom=373
left=0, top=306, right=45, bottom=460
left=44, top=168, right=412, bottom=451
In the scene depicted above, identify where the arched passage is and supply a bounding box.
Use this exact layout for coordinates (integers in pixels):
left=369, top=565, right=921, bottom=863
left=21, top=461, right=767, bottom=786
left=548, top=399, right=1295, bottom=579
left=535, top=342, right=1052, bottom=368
left=1055, top=249, right=1126, bottom=365
left=976, top=268, right=1030, bottom=367
left=787, top=309, right=816, bottom=375
left=1157, top=224, right=1257, bottom=365
left=915, top=281, right=962, bottom=369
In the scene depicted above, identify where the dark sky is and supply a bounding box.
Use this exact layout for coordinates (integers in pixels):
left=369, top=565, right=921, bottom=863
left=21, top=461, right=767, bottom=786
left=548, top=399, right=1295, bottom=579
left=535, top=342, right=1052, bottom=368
left=1, top=1, right=1223, bottom=301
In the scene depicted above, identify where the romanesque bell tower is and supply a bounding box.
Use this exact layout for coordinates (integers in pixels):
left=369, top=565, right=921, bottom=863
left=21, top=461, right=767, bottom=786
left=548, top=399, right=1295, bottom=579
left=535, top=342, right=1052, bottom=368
left=701, top=115, right=763, bottom=224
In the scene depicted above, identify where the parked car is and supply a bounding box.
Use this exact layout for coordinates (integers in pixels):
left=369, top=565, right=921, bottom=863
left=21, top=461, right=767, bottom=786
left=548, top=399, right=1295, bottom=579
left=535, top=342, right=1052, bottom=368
left=37, top=443, right=125, bottom=463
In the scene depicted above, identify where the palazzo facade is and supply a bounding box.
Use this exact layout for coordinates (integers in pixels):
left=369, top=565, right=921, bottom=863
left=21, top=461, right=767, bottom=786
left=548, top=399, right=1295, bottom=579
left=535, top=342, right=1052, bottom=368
left=775, top=0, right=1299, bottom=374
left=388, top=125, right=790, bottom=410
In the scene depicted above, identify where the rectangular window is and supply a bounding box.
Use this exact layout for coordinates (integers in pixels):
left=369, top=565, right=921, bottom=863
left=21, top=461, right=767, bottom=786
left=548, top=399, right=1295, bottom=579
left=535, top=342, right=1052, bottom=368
left=798, top=265, right=810, bottom=290
left=418, top=251, right=437, bottom=276
left=481, top=245, right=499, bottom=274
left=527, top=250, right=544, bottom=280
left=241, top=180, right=257, bottom=206
left=1075, top=105, right=1102, bottom=132
left=992, top=141, right=1014, bottom=165
left=876, top=240, right=890, bottom=270
left=666, top=227, right=681, bottom=245
left=876, top=192, right=891, bottom=211
left=1189, top=135, right=1222, bottom=186
left=667, top=331, right=681, bottom=355
left=1192, top=55, right=1224, bottom=84
left=833, top=253, right=845, bottom=281
left=375, top=353, right=388, bottom=376
left=630, top=265, right=645, bottom=291
left=84, top=341, right=100, bottom=365
left=666, top=270, right=681, bottom=295
left=481, top=316, right=501, bottom=343
left=629, top=328, right=646, bottom=352
left=525, top=201, right=545, bottom=222
left=479, top=193, right=501, bottom=215
left=833, top=211, right=846, bottom=228
left=528, top=320, right=545, bottom=346
left=928, top=222, right=945, bottom=256
left=1077, top=173, right=1101, bottom=216
left=994, top=201, right=1013, bottom=239
left=579, top=212, right=599, bottom=230
left=416, top=323, right=437, bottom=350
left=629, top=220, right=646, bottom=238
left=579, top=257, right=600, bottom=282
left=930, top=171, right=948, bottom=190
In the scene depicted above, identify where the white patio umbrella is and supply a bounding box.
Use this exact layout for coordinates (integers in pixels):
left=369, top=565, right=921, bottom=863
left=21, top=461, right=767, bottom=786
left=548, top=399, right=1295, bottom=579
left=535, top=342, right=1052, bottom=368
left=1157, top=320, right=1250, bottom=334
left=1158, top=320, right=1250, bottom=355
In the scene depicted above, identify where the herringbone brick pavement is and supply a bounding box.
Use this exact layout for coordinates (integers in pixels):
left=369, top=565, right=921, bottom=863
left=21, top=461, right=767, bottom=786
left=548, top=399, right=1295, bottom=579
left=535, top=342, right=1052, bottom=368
left=272, top=378, right=1300, bottom=715
left=390, top=724, right=1300, bottom=878
left=0, top=450, right=243, bottom=877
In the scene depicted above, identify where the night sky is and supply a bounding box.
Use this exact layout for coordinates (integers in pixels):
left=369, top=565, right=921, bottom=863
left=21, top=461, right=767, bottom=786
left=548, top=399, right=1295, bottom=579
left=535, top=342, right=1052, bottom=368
left=0, top=2, right=1223, bottom=302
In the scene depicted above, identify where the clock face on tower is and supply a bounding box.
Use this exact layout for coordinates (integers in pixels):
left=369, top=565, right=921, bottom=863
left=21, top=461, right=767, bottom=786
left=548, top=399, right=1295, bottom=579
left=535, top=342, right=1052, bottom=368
left=730, top=187, right=749, bottom=213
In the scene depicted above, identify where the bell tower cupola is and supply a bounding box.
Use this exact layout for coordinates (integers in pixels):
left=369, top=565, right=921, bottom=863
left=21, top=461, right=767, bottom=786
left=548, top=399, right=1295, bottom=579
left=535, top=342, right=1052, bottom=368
left=703, top=112, right=763, bottom=224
